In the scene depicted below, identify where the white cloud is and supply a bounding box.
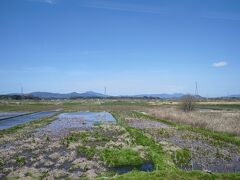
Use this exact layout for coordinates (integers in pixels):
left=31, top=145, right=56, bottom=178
left=212, top=61, right=228, bottom=68
left=28, top=0, right=56, bottom=4
left=79, top=0, right=168, bottom=14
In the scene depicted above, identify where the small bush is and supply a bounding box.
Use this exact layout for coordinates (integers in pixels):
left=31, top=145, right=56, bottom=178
left=180, top=95, right=196, bottom=112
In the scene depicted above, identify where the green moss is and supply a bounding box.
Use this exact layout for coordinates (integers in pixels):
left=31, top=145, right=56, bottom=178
left=100, top=148, right=143, bottom=167
left=76, top=145, right=95, bottom=160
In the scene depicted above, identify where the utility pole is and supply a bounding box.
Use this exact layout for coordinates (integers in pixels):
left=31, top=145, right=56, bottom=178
left=21, top=86, right=23, bottom=96
left=195, top=81, right=199, bottom=96
left=104, top=87, right=107, bottom=96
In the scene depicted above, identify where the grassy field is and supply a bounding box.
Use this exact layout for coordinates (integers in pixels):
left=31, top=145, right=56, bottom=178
left=0, top=99, right=240, bottom=179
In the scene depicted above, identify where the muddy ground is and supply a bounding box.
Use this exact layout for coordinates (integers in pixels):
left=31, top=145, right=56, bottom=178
left=0, top=110, right=240, bottom=179
left=125, top=116, right=240, bottom=172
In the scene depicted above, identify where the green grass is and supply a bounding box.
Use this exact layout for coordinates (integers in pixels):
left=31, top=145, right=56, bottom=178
left=196, top=104, right=240, bottom=110
left=15, top=156, right=26, bottom=166
left=100, top=101, right=150, bottom=107
left=0, top=101, right=59, bottom=112
left=76, top=145, right=95, bottom=160
left=173, top=148, right=191, bottom=168
left=62, top=131, right=89, bottom=146
left=107, top=111, right=240, bottom=180
left=108, top=170, right=240, bottom=180
left=100, top=148, right=143, bottom=167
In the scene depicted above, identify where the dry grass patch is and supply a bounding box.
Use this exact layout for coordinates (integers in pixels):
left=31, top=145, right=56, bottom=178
left=147, top=107, right=240, bottom=135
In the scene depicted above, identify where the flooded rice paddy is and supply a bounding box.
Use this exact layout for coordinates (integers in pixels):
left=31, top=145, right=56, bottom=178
left=0, top=111, right=56, bottom=130
left=37, top=111, right=116, bottom=137
left=0, top=112, right=28, bottom=120
left=0, top=109, right=240, bottom=179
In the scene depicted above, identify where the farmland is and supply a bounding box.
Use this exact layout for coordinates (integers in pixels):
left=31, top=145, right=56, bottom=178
left=0, top=99, right=240, bottom=179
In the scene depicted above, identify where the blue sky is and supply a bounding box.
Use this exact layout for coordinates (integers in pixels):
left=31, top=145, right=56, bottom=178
left=0, top=0, right=240, bottom=97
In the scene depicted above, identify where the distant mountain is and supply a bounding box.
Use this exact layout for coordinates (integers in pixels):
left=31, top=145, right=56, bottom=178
left=77, top=91, right=108, bottom=98
left=4, top=91, right=208, bottom=100
left=226, top=94, right=240, bottom=98
left=135, top=93, right=185, bottom=99
left=29, top=91, right=107, bottom=99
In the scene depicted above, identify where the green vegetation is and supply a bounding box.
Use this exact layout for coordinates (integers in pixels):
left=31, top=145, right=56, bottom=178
left=15, top=156, right=26, bottom=166
left=173, top=148, right=191, bottom=168
left=62, top=131, right=89, bottom=146
left=0, top=101, right=59, bottom=112
left=196, top=104, right=240, bottom=110
left=25, top=171, right=33, bottom=177
left=130, top=111, right=240, bottom=146
left=1, top=100, right=240, bottom=179
left=109, top=111, right=240, bottom=180
left=101, top=100, right=150, bottom=107
left=100, top=148, right=143, bottom=167
left=77, top=145, right=95, bottom=160
left=0, top=157, right=4, bottom=169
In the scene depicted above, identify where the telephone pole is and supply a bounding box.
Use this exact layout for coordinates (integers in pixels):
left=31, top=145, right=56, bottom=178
left=21, top=86, right=23, bottom=96
left=195, top=81, right=199, bottom=96
left=104, top=87, right=107, bottom=96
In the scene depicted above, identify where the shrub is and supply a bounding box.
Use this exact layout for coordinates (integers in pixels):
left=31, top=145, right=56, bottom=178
left=181, top=95, right=196, bottom=112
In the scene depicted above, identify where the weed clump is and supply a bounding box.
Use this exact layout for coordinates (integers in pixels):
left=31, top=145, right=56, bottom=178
left=76, top=145, right=95, bottom=160
left=0, top=157, right=4, bottom=169
left=15, top=156, right=26, bottom=166
left=173, top=148, right=191, bottom=168
left=62, top=132, right=89, bottom=147
left=100, top=148, right=143, bottom=167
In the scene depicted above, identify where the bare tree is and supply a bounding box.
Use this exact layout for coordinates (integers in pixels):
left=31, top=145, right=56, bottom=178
left=181, top=95, right=195, bottom=112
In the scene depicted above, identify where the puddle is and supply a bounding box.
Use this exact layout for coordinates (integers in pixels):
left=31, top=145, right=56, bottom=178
left=0, top=111, right=56, bottom=130
left=113, top=162, right=154, bottom=174
left=37, top=111, right=116, bottom=137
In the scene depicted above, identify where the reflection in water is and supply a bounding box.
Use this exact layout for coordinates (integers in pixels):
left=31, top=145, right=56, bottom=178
left=0, top=111, right=56, bottom=130
left=37, top=111, right=116, bottom=137
left=113, top=162, right=154, bottom=174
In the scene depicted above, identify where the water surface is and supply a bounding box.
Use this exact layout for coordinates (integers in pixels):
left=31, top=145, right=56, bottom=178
left=37, top=111, right=116, bottom=136
left=0, top=111, right=56, bottom=130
